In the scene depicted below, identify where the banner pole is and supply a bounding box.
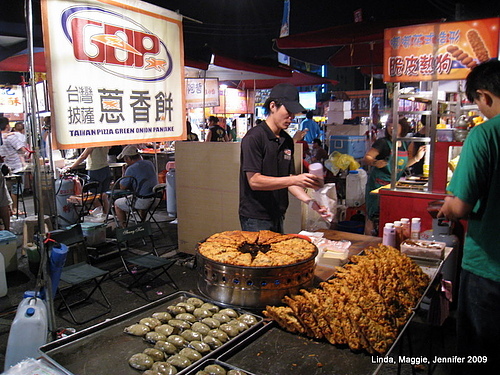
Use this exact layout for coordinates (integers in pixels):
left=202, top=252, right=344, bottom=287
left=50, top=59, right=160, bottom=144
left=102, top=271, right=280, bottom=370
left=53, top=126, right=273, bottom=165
left=26, top=0, right=57, bottom=338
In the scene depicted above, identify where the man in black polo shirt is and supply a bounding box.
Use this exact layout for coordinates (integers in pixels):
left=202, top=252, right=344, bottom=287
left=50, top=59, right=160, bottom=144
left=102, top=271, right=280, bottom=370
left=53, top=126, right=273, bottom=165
left=239, top=83, right=328, bottom=233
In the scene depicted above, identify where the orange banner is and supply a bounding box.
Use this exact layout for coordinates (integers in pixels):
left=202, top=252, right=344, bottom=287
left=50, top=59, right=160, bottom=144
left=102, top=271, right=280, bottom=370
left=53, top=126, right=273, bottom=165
left=384, top=18, right=500, bottom=83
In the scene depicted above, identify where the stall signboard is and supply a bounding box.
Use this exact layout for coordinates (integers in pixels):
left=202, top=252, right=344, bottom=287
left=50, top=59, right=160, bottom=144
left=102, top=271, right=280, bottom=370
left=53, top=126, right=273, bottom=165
left=214, top=88, right=248, bottom=114
left=384, top=17, right=500, bottom=82
left=344, top=89, right=385, bottom=118
left=185, top=78, right=220, bottom=109
left=41, top=0, right=186, bottom=149
left=0, top=86, right=23, bottom=114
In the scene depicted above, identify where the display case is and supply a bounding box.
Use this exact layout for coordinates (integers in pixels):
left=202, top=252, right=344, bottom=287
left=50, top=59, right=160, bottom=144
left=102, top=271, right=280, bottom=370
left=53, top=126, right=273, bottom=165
left=378, top=81, right=472, bottom=234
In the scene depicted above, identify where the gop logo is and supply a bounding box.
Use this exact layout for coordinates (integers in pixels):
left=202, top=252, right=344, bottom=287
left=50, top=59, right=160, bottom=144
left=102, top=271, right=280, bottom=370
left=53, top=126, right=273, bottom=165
left=61, top=6, right=173, bottom=82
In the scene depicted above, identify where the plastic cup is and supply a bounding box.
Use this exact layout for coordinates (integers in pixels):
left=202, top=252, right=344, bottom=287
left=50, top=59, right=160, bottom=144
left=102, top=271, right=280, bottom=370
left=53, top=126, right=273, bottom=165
left=308, top=163, right=324, bottom=188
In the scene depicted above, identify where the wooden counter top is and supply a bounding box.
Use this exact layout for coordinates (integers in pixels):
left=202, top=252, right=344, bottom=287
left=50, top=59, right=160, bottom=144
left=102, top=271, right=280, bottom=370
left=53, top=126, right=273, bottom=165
left=314, top=229, right=382, bottom=281
left=318, top=229, right=382, bottom=256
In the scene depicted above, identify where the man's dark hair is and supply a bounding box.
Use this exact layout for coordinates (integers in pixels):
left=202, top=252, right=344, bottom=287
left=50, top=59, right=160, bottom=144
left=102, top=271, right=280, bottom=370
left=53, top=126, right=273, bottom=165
left=14, top=122, right=24, bottom=132
left=466, top=60, right=500, bottom=103
left=263, top=98, right=283, bottom=117
left=306, top=111, right=313, bottom=119
left=313, top=138, right=322, bottom=146
left=0, top=117, right=9, bottom=131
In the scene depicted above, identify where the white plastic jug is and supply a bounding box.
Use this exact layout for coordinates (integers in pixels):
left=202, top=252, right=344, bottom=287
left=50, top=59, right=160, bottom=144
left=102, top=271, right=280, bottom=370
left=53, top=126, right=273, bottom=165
left=4, top=294, right=49, bottom=371
left=346, top=169, right=367, bottom=207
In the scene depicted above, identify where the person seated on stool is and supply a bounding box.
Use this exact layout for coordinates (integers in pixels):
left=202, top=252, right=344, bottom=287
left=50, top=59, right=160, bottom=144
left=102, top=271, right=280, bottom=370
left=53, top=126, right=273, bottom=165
left=114, top=145, right=158, bottom=228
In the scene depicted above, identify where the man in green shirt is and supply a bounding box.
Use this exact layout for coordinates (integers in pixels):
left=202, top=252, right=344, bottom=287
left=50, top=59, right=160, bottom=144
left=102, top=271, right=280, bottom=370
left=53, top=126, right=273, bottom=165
left=439, top=60, right=500, bottom=374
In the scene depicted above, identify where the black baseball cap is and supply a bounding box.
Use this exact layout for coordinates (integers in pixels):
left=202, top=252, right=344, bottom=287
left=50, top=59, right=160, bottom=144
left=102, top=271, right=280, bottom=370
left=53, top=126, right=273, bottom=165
left=269, top=83, right=306, bottom=114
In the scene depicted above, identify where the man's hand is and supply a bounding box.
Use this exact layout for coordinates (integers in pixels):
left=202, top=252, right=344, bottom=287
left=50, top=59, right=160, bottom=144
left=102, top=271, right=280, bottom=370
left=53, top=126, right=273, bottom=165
left=293, top=129, right=308, bottom=142
left=293, top=173, right=323, bottom=189
left=308, top=199, right=332, bottom=220
left=438, top=195, right=472, bottom=221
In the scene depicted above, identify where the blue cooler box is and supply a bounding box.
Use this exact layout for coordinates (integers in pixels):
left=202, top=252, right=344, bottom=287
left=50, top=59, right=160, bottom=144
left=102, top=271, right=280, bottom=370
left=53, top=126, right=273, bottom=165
left=329, top=135, right=367, bottom=159
left=0, top=230, right=17, bottom=272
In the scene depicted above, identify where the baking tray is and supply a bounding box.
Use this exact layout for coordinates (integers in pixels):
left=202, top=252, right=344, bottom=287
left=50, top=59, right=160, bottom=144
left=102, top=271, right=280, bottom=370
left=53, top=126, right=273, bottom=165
left=217, top=316, right=415, bottom=375
left=183, top=358, right=257, bottom=375
left=208, top=254, right=434, bottom=374
left=40, top=291, right=263, bottom=375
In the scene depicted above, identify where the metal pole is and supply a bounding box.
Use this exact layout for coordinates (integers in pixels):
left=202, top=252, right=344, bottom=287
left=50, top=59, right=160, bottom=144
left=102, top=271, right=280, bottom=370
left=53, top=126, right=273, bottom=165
left=152, top=142, right=159, bottom=174
left=25, top=0, right=57, bottom=336
left=390, top=83, right=400, bottom=189
left=369, top=42, right=374, bottom=128
left=202, top=70, right=206, bottom=141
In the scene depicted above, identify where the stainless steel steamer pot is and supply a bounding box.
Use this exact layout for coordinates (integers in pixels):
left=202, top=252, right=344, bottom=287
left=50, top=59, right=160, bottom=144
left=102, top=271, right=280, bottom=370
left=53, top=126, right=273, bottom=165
left=196, top=248, right=317, bottom=308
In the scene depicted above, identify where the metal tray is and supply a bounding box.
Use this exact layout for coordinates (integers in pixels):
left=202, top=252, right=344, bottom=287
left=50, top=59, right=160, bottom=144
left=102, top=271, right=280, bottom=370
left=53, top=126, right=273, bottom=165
left=412, top=256, right=444, bottom=310
left=183, top=358, right=257, bottom=375
left=40, top=291, right=263, bottom=375
left=217, top=316, right=415, bottom=375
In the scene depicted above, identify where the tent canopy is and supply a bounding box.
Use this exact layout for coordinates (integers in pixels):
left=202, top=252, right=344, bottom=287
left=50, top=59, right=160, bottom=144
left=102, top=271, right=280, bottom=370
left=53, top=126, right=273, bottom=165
left=274, top=18, right=442, bottom=68
left=0, top=47, right=45, bottom=72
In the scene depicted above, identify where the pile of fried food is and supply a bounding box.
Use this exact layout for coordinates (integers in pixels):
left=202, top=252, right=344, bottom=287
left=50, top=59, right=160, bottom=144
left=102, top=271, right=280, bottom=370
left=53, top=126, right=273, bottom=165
left=263, top=244, right=430, bottom=354
left=197, top=230, right=317, bottom=267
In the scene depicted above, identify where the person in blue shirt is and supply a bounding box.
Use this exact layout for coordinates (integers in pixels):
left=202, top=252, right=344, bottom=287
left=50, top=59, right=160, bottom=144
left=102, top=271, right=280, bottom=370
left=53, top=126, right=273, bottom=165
left=300, top=111, right=320, bottom=143
left=114, top=145, right=158, bottom=228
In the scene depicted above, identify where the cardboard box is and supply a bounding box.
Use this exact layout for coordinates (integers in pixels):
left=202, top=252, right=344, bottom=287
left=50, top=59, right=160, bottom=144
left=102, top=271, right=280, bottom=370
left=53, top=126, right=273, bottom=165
left=326, top=110, right=352, bottom=124
left=326, top=124, right=369, bottom=136
left=328, top=101, right=352, bottom=111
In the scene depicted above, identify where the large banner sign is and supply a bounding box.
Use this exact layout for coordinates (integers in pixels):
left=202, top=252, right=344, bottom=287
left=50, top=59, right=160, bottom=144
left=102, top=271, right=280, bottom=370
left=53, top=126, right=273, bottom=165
left=41, top=0, right=186, bottom=149
left=384, top=18, right=500, bottom=83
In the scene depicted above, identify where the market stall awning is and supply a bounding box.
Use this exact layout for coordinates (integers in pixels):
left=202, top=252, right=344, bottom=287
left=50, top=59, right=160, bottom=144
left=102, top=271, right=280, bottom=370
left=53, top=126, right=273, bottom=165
left=239, top=70, right=338, bottom=90
left=185, top=53, right=337, bottom=89
left=0, top=47, right=46, bottom=72
left=274, top=18, right=442, bottom=68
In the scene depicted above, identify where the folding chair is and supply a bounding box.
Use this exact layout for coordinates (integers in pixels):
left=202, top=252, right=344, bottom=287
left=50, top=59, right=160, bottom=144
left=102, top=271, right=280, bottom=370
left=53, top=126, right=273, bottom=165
left=141, top=183, right=167, bottom=234
left=48, top=224, right=111, bottom=324
left=106, top=175, right=138, bottom=228
left=114, top=221, right=178, bottom=301
left=68, top=178, right=101, bottom=223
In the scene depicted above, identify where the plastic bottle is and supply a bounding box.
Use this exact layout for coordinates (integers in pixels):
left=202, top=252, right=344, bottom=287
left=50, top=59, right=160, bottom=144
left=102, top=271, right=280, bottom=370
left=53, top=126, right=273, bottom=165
left=393, top=221, right=403, bottom=249
left=4, top=293, right=49, bottom=370
left=346, top=169, right=366, bottom=207
left=382, top=223, right=396, bottom=247
left=0, top=252, right=7, bottom=297
left=25, top=243, right=41, bottom=277
left=401, top=218, right=410, bottom=241
left=411, top=218, right=421, bottom=239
